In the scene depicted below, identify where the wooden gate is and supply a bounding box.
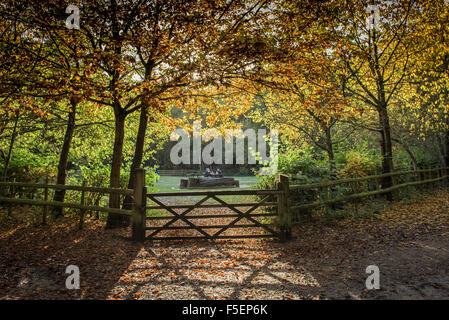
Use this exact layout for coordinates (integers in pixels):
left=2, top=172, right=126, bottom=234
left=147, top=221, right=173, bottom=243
left=131, top=169, right=291, bottom=241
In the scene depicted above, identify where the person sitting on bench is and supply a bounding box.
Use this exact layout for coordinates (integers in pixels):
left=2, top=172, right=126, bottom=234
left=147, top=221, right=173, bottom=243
left=204, top=167, right=211, bottom=177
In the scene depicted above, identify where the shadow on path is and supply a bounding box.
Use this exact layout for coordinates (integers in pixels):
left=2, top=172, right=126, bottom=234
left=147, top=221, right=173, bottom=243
left=0, top=217, right=142, bottom=299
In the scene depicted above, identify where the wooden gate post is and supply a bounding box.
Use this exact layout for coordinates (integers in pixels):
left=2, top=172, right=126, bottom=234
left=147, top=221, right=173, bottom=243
left=277, top=174, right=291, bottom=242
left=132, top=168, right=146, bottom=241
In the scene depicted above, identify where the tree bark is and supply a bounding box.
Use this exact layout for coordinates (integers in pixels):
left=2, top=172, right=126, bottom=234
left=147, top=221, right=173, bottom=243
left=324, top=125, right=337, bottom=178
left=2, top=113, right=19, bottom=183
left=378, top=106, right=394, bottom=200
left=52, top=99, right=77, bottom=218
left=122, top=103, right=149, bottom=210
left=106, top=109, right=129, bottom=228
left=392, top=137, right=418, bottom=171
left=436, top=115, right=449, bottom=183
left=441, top=129, right=449, bottom=184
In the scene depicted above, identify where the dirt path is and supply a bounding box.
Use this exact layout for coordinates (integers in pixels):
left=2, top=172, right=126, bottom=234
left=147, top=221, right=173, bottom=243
left=105, top=229, right=449, bottom=300
left=1, top=191, right=449, bottom=300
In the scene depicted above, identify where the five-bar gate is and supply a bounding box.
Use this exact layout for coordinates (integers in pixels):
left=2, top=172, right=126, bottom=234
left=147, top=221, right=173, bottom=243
left=131, top=169, right=292, bottom=242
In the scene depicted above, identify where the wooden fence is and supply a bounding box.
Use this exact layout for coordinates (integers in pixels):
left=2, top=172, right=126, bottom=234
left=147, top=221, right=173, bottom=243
left=288, top=166, right=448, bottom=221
left=157, top=169, right=201, bottom=176
left=0, top=181, right=134, bottom=229
left=131, top=169, right=287, bottom=241
left=0, top=170, right=290, bottom=241
left=0, top=166, right=447, bottom=242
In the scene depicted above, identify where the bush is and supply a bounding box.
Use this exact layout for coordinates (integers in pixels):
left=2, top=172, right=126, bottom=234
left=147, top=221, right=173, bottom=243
left=0, top=149, right=55, bottom=201
left=1, top=148, right=55, bottom=182
left=58, top=162, right=159, bottom=218
left=256, top=147, right=330, bottom=187
left=338, top=151, right=376, bottom=179
left=255, top=146, right=331, bottom=222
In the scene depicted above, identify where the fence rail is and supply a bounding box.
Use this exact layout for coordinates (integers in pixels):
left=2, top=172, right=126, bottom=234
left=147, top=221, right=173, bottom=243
left=0, top=196, right=133, bottom=215
left=0, top=181, right=133, bottom=195
left=0, top=180, right=133, bottom=228
left=157, top=170, right=201, bottom=176
left=290, top=167, right=445, bottom=190
left=121, top=168, right=290, bottom=241
left=140, top=188, right=282, bottom=241
left=289, top=166, right=448, bottom=218
left=0, top=166, right=447, bottom=242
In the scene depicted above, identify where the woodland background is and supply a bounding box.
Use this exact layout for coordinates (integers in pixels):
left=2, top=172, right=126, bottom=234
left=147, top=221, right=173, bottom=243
left=1, top=0, right=448, bottom=228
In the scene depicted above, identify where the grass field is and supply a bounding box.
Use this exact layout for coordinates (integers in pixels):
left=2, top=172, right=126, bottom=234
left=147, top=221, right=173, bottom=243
left=151, top=175, right=260, bottom=193
left=147, top=175, right=263, bottom=212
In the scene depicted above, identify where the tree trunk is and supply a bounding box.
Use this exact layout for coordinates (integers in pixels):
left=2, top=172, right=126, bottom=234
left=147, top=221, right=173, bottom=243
left=2, top=113, right=19, bottom=183
left=122, top=103, right=149, bottom=210
left=444, top=129, right=449, bottom=168
left=378, top=106, right=394, bottom=200
left=52, top=100, right=77, bottom=218
left=441, top=129, right=449, bottom=184
left=404, top=145, right=418, bottom=171
left=392, top=138, right=418, bottom=171
left=106, top=110, right=129, bottom=228
left=324, top=125, right=336, bottom=179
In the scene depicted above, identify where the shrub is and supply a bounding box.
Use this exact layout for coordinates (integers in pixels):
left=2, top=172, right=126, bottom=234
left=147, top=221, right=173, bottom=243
left=338, top=151, right=376, bottom=179
left=255, top=146, right=331, bottom=222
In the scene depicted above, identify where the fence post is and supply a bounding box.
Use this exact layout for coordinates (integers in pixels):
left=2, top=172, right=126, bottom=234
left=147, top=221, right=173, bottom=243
left=42, top=176, right=49, bottom=225
left=277, top=174, right=291, bottom=242
left=391, top=173, right=400, bottom=201
left=322, top=179, right=329, bottom=215
left=94, top=195, right=101, bottom=220
left=79, top=180, right=86, bottom=230
left=132, top=168, right=146, bottom=242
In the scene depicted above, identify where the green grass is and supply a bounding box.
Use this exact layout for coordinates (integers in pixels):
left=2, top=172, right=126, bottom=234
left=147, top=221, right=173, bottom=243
left=151, top=175, right=260, bottom=193
left=146, top=175, right=263, bottom=214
